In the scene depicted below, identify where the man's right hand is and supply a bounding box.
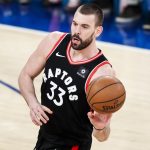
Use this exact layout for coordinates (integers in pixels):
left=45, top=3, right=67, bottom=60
left=29, top=102, right=53, bottom=126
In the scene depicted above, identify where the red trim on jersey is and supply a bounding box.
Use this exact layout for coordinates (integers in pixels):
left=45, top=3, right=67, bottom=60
left=85, top=61, right=111, bottom=92
left=46, top=33, right=67, bottom=59
left=66, top=42, right=102, bottom=65
left=72, top=145, right=79, bottom=150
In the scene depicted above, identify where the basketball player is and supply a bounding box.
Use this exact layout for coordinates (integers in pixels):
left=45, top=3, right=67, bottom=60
left=18, top=3, right=115, bottom=150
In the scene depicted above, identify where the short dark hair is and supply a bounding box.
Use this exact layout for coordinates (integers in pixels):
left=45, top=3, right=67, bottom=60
left=77, top=3, right=104, bottom=26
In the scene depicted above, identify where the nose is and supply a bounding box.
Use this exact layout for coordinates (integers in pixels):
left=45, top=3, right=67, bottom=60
left=75, top=26, right=81, bottom=35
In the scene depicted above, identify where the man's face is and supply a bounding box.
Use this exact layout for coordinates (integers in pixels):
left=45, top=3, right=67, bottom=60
left=71, top=12, right=98, bottom=50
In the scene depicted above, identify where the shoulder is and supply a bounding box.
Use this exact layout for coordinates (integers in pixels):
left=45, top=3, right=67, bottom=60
left=46, top=31, right=66, bottom=42
left=46, top=31, right=68, bottom=50
left=90, top=64, right=116, bottom=82
left=36, top=31, right=67, bottom=58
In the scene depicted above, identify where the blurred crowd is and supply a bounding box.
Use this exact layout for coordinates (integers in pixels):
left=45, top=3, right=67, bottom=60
left=0, top=0, right=150, bottom=30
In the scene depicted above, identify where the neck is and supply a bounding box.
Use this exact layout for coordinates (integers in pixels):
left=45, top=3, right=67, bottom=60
left=70, top=41, right=99, bottom=61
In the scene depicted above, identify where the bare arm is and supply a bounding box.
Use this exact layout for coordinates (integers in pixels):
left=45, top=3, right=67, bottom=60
left=87, top=64, right=115, bottom=142
left=18, top=47, right=46, bottom=107
left=18, top=31, right=64, bottom=126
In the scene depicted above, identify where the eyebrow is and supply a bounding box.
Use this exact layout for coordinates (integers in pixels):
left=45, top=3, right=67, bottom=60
left=72, top=20, right=90, bottom=27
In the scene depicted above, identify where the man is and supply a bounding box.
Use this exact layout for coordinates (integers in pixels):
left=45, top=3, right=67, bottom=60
left=115, top=0, right=142, bottom=23
left=18, top=3, right=115, bottom=150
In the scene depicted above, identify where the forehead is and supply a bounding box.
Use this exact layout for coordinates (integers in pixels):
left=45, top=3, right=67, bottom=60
left=73, top=11, right=96, bottom=26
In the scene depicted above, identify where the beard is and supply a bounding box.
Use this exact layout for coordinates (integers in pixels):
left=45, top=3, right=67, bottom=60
left=71, top=33, right=94, bottom=50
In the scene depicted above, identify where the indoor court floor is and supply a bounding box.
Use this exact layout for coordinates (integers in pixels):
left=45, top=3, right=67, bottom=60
left=0, top=24, right=150, bottom=150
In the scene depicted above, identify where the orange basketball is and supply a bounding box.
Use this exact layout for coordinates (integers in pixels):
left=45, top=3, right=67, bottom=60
left=86, top=75, right=126, bottom=113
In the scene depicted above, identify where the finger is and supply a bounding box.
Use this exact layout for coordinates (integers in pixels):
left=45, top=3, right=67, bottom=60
left=87, top=112, right=95, bottom=125
left=97, top=114, right=107, bottom=122
left=31, top=111, right=43, bottom=126
left=34, top=116, right=43, bottom=126
left=41, top=105, right=53, bottom=114
left=34, top=105, right=50, bottom=122
left=102, top=113, right=112, bottom=122
left=87, top=111, right=94, bottom=119
left=94, top=112, right=112, bottom=122
left=40, top=111, right=49, bottom=122
left=36, top=112, right=48, bottom=124
left=87, top=112, right=99, bottom=127
left=40, top=106, right=53, bottom=121
left=106, top=114, right=112, bottom=123
left=32, top=119, right=40, bottom=126
left=107, top=113, right=112, bottom=119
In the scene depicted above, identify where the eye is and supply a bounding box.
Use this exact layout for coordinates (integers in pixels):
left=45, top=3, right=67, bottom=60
left=82, top=25, right=89, bottom=29
left=72, top=21, right=77, bottom=26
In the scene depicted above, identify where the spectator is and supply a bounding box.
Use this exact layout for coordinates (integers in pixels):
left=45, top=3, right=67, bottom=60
left=115, top=0, right=142, bottom=23
left=91, top=0, right=113, bottom=16
left=114, top=0, right=150, bottom=30
left=142, top=0, right=150, bottom=30
left=0, top=0, right=30, bottom=5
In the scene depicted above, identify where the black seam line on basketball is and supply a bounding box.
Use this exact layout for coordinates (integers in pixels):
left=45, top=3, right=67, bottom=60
left=88, top=82, right=122, bottom=103
left=86, top=79, right=98, bottom=100
left=91, top=92, right=125, bottom=106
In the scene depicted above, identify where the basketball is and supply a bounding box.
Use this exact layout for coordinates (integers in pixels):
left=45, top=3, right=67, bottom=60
left=86, top=75, right=126, bottom=113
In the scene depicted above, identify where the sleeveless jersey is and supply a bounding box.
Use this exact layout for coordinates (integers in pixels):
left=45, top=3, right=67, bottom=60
left=40, top=33, right=111, bottom=147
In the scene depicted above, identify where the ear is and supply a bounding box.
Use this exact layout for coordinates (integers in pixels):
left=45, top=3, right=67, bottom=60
left=95, top=26, right=103, bottom=37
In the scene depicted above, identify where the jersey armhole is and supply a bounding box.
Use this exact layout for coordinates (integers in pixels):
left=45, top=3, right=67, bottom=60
left=84, top=61, right=111, bottom=93
left=46, top=33, right=67, bottom=60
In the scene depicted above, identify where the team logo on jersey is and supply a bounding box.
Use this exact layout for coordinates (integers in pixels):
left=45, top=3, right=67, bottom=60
left=42, top=68, right=78, bottom=106
left=77, top=67, right=89, bottom=78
